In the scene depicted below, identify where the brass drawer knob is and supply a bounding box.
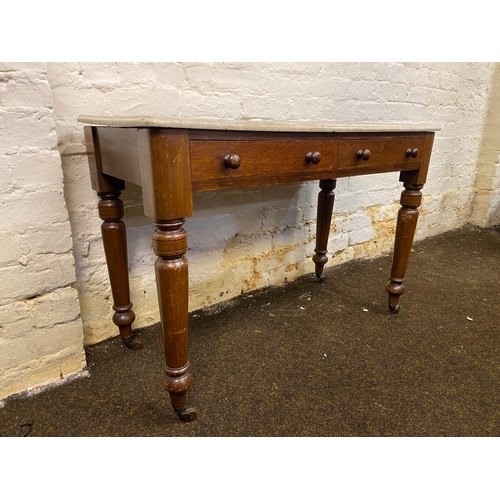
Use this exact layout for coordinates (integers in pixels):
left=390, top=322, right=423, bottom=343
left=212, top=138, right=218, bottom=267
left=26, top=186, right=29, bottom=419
left=224, top=154, right=241, bottom=169
left=357, top=149, right=371, bottom=161
left=306, top=151, right=322, bottom=164
left=406, top=148, right=419, bottom=158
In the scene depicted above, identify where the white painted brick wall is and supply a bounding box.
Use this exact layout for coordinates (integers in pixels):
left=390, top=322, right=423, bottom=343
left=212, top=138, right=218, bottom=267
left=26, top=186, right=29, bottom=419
left=43, top=62, right=496, bottom=347
left=2, top=62, right=498, bottom=400
left=420, top=63, right=497, bottom=237
left=0, top=63, right=86, bottom=400
left=471, top=64, right=500, bottom=227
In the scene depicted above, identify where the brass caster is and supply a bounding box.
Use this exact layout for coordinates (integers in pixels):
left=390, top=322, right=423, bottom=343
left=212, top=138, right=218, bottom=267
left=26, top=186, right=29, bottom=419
left=175, top=406, right=198, bottom=422
left=122, top=335, right=143, bottom=350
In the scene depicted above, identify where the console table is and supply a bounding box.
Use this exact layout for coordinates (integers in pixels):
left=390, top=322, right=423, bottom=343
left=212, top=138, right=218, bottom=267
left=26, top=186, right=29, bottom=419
left=79, top=116, right=437, bottom=422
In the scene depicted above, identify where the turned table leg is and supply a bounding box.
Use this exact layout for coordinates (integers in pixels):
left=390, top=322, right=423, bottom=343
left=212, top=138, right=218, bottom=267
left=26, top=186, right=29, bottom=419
left=153, top=219, right=197, bottom=422
left=98, top=191, right=142, bottom=350
left=386, top=183, right=423, bottom=313
left=313, top=179, right=337, bottom=280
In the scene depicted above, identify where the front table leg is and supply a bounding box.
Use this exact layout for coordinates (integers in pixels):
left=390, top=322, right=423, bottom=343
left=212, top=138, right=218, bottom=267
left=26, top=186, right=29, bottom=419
left=98, top=191, right=142, bottom=350
left=152, top=219, right=197, bottom=422
left=313, top=179, right=337, bottom=280
left=386, top=183, right=423, bottom=313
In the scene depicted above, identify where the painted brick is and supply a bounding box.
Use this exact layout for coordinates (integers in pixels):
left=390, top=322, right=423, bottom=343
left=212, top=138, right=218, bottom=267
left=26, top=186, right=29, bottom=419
left=0, top=70, right=53, bottom=109
left=1, top=60, right=492, bottom=371
left=0, top=252, right=76, bottom=304
left=0, top=287, right=80, bottom=335
left=0, top=232, right=25, bottom=265
left=380, top=82, right=408, bottom=101
left=0, top=63, right=85, bottom=401
left=349, top=226, right=377, bottom=246
left=0, top=189, right=71, bottom=232
left=9, top=150, right=64, bottom=190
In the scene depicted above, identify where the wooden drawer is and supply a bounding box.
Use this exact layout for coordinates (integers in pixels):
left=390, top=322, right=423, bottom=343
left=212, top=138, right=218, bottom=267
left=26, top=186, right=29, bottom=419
left=337, top=136, right=427, bottom=174
left=190, top=140, right=336, bottom=191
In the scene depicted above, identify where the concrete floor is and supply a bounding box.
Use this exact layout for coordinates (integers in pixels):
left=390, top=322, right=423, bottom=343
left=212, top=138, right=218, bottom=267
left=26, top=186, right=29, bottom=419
left=1, top=224, right=499, bottom=436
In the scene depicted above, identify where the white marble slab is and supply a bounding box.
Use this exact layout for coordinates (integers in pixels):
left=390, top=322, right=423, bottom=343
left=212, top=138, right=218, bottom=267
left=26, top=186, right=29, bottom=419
left=77, top=115, right=439, bottom=133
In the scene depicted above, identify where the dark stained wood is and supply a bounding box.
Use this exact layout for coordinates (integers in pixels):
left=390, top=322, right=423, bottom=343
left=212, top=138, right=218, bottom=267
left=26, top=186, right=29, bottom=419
left=95, top=127, right=142, bottom=186
left=400, top=132, right=435, bottom=185
left=337, top=136, right=426, bottom=173
left=85, top=126, right=140, bottom=349
left=98, top=192, right=141, bottom=350
left=137, top=128, right=193, bottom=220
left=306, top=151, right=322, bottom=164
left=357, top=149, right=371, bottom=161
left=313, top=179, right=337, bottom=279
left=386, top=183, right=423, bottom=312
left=136, top=128, right=196, bottom=420
left=84, top=126, right=125, bottom=193
left=406, top=148, right=419, bottom=158
left=188, top=129, right=338, bottom=142
left=153, top=219, right=196, bottom=421
left=83, top=123, right=436, bottom=421
left=224, top=154, right=241, bottom=169
left=190, top=139, right=336, bottom=191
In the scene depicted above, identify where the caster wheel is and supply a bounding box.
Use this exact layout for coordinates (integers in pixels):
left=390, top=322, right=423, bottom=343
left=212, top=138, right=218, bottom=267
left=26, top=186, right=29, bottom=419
left=389, top=304, right=401, bottom=314
left=123, top=336, right=143, bottom=350
left=175, top=406, right=198, bottom=422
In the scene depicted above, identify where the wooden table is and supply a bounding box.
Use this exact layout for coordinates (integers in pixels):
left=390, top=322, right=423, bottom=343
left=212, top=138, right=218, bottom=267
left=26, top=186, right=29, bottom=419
left=79, top=116, right=437, bottom=421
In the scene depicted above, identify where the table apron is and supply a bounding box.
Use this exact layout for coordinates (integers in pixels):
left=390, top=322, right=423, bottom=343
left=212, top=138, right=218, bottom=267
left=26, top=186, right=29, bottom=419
left=94, top=127, right=430, bottom=192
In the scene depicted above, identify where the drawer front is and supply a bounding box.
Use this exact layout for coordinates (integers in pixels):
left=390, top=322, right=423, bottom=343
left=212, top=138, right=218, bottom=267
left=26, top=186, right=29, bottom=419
left=190, top=140, right=335, bottom=191
left=337, top=137, right=427, bottom=174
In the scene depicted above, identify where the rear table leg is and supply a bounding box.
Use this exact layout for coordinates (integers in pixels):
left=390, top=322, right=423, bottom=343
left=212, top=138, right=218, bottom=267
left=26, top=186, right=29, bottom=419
left=313, top=179, right=337, bottom=280
left=98, top=191, right=142, bottom=350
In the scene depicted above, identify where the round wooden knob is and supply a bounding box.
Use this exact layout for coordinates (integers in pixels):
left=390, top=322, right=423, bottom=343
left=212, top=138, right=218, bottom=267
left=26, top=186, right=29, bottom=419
left=357, top=149, right=371, bottom=161
left=224, top=154, right=241, bottom=169
left=406, top=148, right=419, bottom=158
left=306, top=151, right=322, bottom=164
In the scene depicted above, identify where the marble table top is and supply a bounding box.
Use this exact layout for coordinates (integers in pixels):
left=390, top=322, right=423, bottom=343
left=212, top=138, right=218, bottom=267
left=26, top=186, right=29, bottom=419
left=78, top=115, right=440, bottom=133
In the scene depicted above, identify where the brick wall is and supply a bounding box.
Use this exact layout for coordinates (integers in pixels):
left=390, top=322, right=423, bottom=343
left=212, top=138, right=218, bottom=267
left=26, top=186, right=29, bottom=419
left=0, top=63, right=86, bottom=400
left=48, top=62, right=496, bottom=346
left=425, top=63, right=498, bottom=231
left=471, top=64, right=500, bottom=227
left=1, top=62, right=498, bottom=400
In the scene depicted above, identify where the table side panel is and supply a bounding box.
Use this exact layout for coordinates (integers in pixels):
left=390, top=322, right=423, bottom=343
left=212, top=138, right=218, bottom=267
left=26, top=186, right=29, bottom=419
left=96, top=127, right=142, bottom=186
left=84, top=126, right=126, bottom=192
